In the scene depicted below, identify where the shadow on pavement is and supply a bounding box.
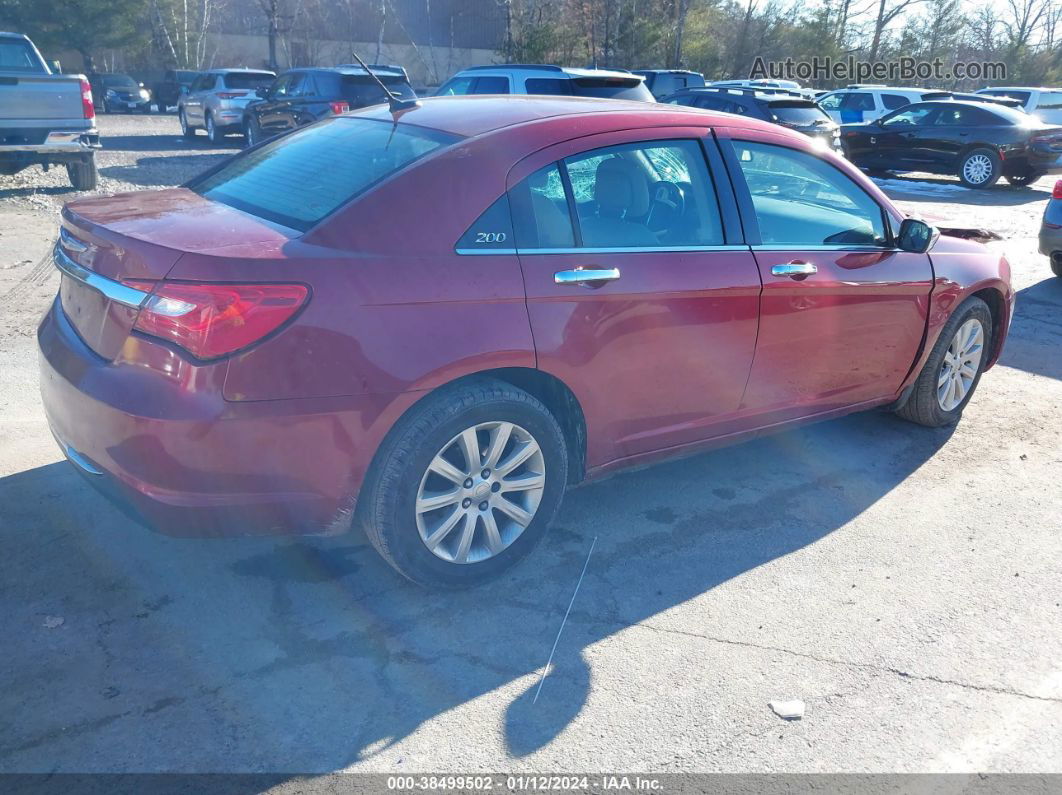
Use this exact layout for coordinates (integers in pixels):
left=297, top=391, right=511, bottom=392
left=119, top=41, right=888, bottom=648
left=1000, top=276, right=1062, bottom=381
left=0, top=410, right=953, bottom=772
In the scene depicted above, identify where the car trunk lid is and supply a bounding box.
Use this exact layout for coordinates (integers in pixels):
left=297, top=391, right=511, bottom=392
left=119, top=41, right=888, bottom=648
left=57, top=188, right=296, bottom=361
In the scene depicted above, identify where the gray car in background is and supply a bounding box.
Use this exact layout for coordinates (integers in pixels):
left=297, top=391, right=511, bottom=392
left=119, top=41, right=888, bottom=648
left=178, top=68, right=275, bottom=143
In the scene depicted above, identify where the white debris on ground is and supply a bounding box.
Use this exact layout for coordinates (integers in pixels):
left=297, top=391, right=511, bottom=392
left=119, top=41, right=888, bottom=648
left=871, top=176, right=974, bottom=197
left=769, top=699, right=805, bottom=720
left=42, top=615, right=64, bottom=629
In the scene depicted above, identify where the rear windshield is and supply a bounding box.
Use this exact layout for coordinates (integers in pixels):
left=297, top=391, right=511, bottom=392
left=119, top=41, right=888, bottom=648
left=190, top=117, right=456, bottom=231
left=0, top=38, right=46, bottom=73
left=526, top=76, right=652, bottom=101
left=224, top=72, right=275, bottom=89
left=768, top=102, right=831, bottom=124
left=980, top=89, right=1031, bottom=104
left=339, top=75, right=416, bottom=105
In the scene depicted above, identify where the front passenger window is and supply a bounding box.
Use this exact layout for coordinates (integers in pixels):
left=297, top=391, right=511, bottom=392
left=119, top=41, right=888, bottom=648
left=732, top=141, right=887, bottom=247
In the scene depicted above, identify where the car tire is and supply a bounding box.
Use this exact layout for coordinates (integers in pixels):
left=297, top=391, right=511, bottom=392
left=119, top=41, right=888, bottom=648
left=66, top=156, right=98, bottom=191
left=1051, top=253, right=1062, bottom=279
left=206, top=112, right=220, bottom=144
left=1005, top=170, right=1045, bottom=187
left=179, top=109, right=195, bottom=139
left=896, top=296, right=993, bottom=427
left=244, top=120, right=257, bottom=148
left=958, top=148, right=1001, bottom=188
left=357, top=377, right=568, bottom=588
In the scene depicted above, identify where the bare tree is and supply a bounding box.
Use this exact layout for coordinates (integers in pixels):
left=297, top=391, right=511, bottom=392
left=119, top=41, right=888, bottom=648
left=868, top=0, right=926, bottom=60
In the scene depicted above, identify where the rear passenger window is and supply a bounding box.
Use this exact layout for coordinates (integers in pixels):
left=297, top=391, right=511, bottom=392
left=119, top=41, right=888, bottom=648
left=513, top=141, right=724, bottom=250
left=510, top=164, right=576, bottom=249
left=882, top=93, right=910, bottom=110
left=472, top=76, right=509, bottom=94
left=732, top=141, right=886, bottom=247
left=456, top=195, right=514, bottom=251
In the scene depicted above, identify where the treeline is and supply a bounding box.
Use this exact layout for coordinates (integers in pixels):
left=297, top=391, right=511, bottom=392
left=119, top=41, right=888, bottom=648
left=2, top=0, right=1060, bottom=89
left=503, top=0, right=1062, bottom=88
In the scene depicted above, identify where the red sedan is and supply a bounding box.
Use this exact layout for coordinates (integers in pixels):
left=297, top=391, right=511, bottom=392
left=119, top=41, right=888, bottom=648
left=39, top=96, right=1014, bottom=587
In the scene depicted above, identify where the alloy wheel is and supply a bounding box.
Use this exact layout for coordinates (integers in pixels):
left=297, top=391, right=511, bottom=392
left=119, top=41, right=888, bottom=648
left=415, top=421, right=546, bottom=565
left=207, top=115, right=216, bottom=143
left=962, top=154, right=993, bottom=185
left=937, top=318, right=984, bottom=411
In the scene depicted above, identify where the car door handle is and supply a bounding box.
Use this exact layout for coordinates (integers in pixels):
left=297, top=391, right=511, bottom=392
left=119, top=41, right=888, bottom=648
left=771, top=262, right=818, bottom=279
left=554, top=267, right=621, bottom=287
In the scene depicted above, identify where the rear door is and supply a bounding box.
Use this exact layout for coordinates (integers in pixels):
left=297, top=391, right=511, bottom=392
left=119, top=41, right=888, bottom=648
left=721, top=133, right=933, bottom=419
left=507, top=128, right=762, bottom=464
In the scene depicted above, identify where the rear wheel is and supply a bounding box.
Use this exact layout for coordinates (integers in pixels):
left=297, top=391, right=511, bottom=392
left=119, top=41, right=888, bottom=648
left=1006, top=170, right=1045, bottom=187
left=958, top=148, right=1001, bottom=188
left=179, top=109, right=195, bottom=139
left=206, top=112, right=221, bottom=144
left=244, top=120, right=257, bottom=147
left=357, top=378, right=568, bottom=588
left=1051, top=253, right=1062, bottom=278
left=66, top=155, right=98, bottom=191
left=896, top=297, right=992, bottom=427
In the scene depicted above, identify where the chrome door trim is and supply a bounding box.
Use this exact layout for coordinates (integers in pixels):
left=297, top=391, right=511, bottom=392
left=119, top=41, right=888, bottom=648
left=53, top=243, right=151, bottom=310
left=751, top=244, right=903, bottom=252
left=771, top=262, right=818, bottom=277
left=456, top=244, right=748, bottom=256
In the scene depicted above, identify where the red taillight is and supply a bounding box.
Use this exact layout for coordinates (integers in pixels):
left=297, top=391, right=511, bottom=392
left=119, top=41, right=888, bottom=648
left=80, top=78, right=95, bottom=120
left=216, top=91, right=247, bottom=99
left=1054, top=180, right=1062, bottom=199
left=330, top=100, right=349, bottom=115
left=127, top=281, right=309, bottom=360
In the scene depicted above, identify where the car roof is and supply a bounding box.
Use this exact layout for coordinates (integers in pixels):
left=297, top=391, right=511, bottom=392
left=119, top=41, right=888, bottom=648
left=828, top=86, right=928, bottom=93
left=205, top=68, right=275, bottom=74
left=458, top=64, right=641, bottom=80
left=287, top=66, right=409, bottom=79
left=354, top=94, right=779, bottom=138
left=633, top=69, right=701, bottom=75
left=0, top=31, right=31, bottom=39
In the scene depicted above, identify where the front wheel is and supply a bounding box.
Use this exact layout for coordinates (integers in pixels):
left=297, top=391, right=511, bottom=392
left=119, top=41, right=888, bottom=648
left=206, top=112, right=221, bottom=144
left=958, top=148, right=1001, bottom=188
left=357, top=378, right=568, bottom=588
left=1051, top=253, right=1062, bottom=279
left=896, top=297, right=993, bottom=427
left=179, top=109, right=195, bottom=139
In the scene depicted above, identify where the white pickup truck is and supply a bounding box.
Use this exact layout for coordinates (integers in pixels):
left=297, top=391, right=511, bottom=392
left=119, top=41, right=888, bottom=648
left=0, top=31, right=100, bottom=190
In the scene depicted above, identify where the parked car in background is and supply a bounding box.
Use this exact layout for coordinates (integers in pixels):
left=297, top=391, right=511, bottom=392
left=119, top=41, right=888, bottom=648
left=841, top=99, right=1062, bottom=187
left=0, top=31, right=99, bottom=190
left=712, top=78, right=803, bottom=91
left=40, top=96, right=1012, bottom=587
left=662, top=86, right=841, bottom=151
left=178, top=68, right=275, bottom=143
left=89, top=73, right=151, bottom=113
left=434, top=65, right=654, bottom=101
left=1040, top=179, right=1062, bottom=276
left=817, top=85, right=938, bottom=123
left=243, top=65, right=415, bottom=145
left=975, top=87, right=1062, bottom=125
left=152, top=68, right=199, bottom=111
left=633, top=69, right=705, bottom=98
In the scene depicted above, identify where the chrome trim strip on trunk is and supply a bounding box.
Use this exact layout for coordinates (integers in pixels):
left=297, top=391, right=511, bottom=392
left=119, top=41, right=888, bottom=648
left=53, top=243, right=151, bottom=310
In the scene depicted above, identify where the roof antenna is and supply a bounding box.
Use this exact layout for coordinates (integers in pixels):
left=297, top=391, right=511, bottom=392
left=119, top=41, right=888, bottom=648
left=349, top=50, right=420, bottom=113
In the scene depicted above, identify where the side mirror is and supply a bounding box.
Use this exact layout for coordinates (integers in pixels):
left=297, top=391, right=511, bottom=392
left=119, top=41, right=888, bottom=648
left=180, top=85, right=189, bottom=95
left=897, top=218, right=939, bottom=253
left=49, top=59, right=62, bottom=73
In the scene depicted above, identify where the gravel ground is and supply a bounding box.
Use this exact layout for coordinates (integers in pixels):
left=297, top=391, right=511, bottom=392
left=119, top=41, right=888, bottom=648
left=1, top=114, right=1060, bottom=777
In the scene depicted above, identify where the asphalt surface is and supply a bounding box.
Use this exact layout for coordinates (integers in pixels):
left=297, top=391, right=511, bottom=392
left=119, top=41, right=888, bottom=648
left=1, top=114, right=1060, bottom=775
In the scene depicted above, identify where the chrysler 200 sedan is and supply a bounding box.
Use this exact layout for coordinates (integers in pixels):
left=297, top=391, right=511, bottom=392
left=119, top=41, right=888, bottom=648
left=39, top=96, right=1013, bottom=587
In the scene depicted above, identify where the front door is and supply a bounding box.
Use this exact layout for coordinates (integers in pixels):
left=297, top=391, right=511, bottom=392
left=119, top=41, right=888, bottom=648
left=723, top=134, right=934, bottom=420
left=508, top=130, right=762, bottom=467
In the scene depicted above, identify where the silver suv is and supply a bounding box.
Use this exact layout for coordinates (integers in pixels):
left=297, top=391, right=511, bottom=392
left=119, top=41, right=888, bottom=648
left=178, top=68, right=276, bottom=143
left=434, top=65, right=654, bottom=101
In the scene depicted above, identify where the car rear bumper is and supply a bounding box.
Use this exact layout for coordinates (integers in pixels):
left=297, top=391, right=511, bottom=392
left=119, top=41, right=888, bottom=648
left=37, top=297, right=376, bottom=537
left=1039, top=225, right=1062, bottom=256
left=0, top=130, right=100, bottom=155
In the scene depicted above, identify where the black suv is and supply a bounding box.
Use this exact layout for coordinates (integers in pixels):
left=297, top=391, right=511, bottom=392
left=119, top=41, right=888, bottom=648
left=243, top=65, right=415, bottom=145
left=842, top=100, right=1062, bottom=187
left=662, top=87, right=840, bottom=151
left=632, top=69, right=705, bottom=99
